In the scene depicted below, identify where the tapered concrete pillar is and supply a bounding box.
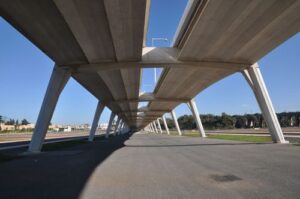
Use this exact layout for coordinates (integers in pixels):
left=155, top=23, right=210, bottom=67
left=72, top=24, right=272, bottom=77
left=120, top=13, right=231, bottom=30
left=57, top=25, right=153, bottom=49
left=145, top=125, right=150, bottom=133
left=121, top=123, right=127, bottom=134
left=123, top=123, right=129, bottom=134
left=148, top=125, right=153, bottom=133
left=119, top=122, right=124, bottom=134
left=113, top=117, right=121, bottom=136
left=145, top=125, right=149, bottom=132
left=162, top=116, right=170, bottom=135
left=117, top=120, right=123, bottom=135
left=150, top=123, right=154, bottom=133
left=153, top=122, right=158, bottom=133
left=188, top=99, right=206, bottom=137
left=151, top=123, right=155, bottom=133
left=157, top=119, right=163, bottom=134
left=88, top=102, right=105, bottom=141
left=106, top=112, right=116, bottom=138
left=171, top=110, right=182, bottom=136
left=28, top=66, right=70, bottom=153
left=123, top=123, right=127, bottom=134
left=242, top=63, right=287, bottom=143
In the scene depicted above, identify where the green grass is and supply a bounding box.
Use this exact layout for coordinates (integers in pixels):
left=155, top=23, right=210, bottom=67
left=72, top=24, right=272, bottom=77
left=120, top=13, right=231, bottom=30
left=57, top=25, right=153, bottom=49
left=183, top=132, right=201, bottom=137
left=170, top=131, right=300, bottom=145
left=0, top=153, right=20, bottom=163
left=169, top=131, right=181, bottom=136
left=41, top=134, right=109, bottom=151
left=158, top=130, right=282, bottom=143
left=176, top=131, right=272, bottom=142
left=93, top=135, right=108, bottom=141
left=42, top=139, right=88, bottom=151
left=169, top=131, right=200, bottom=137
left=207, top=134, right=273, bottom=143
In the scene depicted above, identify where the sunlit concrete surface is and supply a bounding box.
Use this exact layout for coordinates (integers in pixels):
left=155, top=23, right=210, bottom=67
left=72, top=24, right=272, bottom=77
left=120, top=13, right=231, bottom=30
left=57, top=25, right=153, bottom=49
left=80, top=133, right=300, bottom=199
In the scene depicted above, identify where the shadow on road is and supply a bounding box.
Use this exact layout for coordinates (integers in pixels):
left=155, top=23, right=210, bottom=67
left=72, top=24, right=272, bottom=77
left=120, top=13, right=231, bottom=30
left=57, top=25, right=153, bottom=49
left=0, top=133, right=133, bottom=199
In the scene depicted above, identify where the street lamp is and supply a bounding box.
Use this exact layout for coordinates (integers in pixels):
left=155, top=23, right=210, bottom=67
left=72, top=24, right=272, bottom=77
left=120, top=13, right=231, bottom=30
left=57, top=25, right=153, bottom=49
left=151, top=38, right=169, bottom=83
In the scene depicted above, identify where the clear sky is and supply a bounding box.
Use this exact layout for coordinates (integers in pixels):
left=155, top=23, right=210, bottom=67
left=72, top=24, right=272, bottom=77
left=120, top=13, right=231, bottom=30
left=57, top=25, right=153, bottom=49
left=0, top=0, right=299, bottom=125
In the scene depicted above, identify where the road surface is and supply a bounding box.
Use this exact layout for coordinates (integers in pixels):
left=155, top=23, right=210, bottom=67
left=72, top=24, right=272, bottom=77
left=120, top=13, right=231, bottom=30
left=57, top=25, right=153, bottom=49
left=0, top=132, right=300, bottom=199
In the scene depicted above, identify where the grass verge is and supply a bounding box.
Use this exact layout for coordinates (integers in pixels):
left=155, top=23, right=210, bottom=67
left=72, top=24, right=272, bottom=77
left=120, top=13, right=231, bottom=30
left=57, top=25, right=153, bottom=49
left=0, top=135, right=112, bottom=163
left=41, top=135, right=109, bottom=151
left=42, top=139, right=88, bottom=151
left=169, top=131, right=200, bottom=137
left=207, top=134, right=272, bottom=143
left=0, top=153, right=20, bottom=163
left=183, top=132, right=201, bottom=137
left=164, top=131, right=298, bottom=145
left=178, top=131, right=272, bottom=142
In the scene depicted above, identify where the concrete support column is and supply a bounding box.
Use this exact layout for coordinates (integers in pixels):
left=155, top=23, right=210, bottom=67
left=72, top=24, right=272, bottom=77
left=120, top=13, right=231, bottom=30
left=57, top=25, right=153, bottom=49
left=153, top=122, right=158, bottom=133
left=28, top=66, right=70, bottom=153
left=123, top=123, right=129, bottom=134
left=145, top=125, right=149, bottom=132
left=150, top=123, right=154, bottom=133
left=145, top=125, right=149, bottom=133
left=171, top=110, right=182, bottom=136
left=119, top=122, right=124, bottom=134
left=157, top=119, right=163, bottom=134
left=88, top=102, right=105, bottom=141
left=117, top=120, right=123, bottom=135
left=123, top=123, right=127, bottom=134
left=105, top=112, right=116, bottom=138
left=188, top=99, right=206, bottom=137
left=149, top=125, right=153, bottom=133
left=113, top=117, right=121, bottom=136
left=242, top=63, right=287, bottom=143
left=162, top=116, right=170, bottom=135
left=121, top=123, right=127, bottom=134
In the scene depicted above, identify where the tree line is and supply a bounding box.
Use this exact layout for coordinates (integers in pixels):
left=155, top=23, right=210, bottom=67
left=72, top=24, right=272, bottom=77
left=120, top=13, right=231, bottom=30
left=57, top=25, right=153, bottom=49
left=0, top=115, right=30, bottom=125
left=162, top=112, right=300, bottom=130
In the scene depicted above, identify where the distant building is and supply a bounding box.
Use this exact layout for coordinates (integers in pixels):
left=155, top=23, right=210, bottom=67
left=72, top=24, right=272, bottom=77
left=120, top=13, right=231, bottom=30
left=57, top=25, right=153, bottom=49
left=99, top=123, right=108, bottom=130
left=0, top=123, right=35, bottom=131
left=63, top=126, right=72, bottom=132
left=18, top=123, right=35, bottom=130
left=0, top=124, right=15, bottom=131
left=48, top=124, right=92, bottom=132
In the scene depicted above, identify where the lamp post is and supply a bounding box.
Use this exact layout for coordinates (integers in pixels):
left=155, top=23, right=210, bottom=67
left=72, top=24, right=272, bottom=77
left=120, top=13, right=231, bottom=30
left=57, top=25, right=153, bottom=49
left=151, top=38, right=168, bottom=83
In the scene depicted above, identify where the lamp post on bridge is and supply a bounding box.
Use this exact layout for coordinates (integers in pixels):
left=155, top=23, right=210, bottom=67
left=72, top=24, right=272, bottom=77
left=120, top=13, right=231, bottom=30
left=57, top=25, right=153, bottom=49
left=151, top=38, right=169, bottom=83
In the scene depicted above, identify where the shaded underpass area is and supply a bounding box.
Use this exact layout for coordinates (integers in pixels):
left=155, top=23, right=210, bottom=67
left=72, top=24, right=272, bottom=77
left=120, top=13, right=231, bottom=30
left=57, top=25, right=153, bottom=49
left=0, top=133, right=132, bottom=199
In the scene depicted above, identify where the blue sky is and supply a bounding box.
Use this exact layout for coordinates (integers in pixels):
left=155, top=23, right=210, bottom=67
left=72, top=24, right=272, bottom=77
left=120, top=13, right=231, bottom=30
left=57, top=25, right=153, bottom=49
left=0, top=0, right=299, bottom=124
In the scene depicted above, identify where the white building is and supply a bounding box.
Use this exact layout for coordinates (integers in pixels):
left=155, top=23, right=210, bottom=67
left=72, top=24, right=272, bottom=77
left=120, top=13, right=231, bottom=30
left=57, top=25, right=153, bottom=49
left=99, top=123, right=108, bottom=130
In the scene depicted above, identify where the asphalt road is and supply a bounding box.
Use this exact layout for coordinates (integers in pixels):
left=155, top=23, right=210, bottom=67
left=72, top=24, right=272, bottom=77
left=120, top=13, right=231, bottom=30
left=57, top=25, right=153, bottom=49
left=1, top=132, right=300, bottom=199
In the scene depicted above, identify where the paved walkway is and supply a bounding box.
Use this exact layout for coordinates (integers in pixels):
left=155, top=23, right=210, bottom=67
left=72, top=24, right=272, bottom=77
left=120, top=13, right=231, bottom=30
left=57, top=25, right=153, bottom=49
left=1, top=132, right=300, bottom=199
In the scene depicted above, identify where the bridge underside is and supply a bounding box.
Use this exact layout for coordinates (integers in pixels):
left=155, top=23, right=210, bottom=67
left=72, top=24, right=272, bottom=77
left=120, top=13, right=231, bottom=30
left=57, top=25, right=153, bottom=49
left=0, top=0, right=299, bottom=151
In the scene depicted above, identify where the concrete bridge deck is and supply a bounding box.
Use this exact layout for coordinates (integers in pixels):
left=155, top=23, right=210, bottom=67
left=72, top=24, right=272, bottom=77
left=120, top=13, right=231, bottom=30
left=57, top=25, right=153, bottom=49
left=1, top=133, right=300, bottom=199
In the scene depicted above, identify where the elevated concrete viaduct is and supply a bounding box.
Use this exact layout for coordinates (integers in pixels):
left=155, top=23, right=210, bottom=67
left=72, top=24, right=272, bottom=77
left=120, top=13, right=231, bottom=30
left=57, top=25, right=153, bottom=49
left=0, top=0, right=299, bottom=152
